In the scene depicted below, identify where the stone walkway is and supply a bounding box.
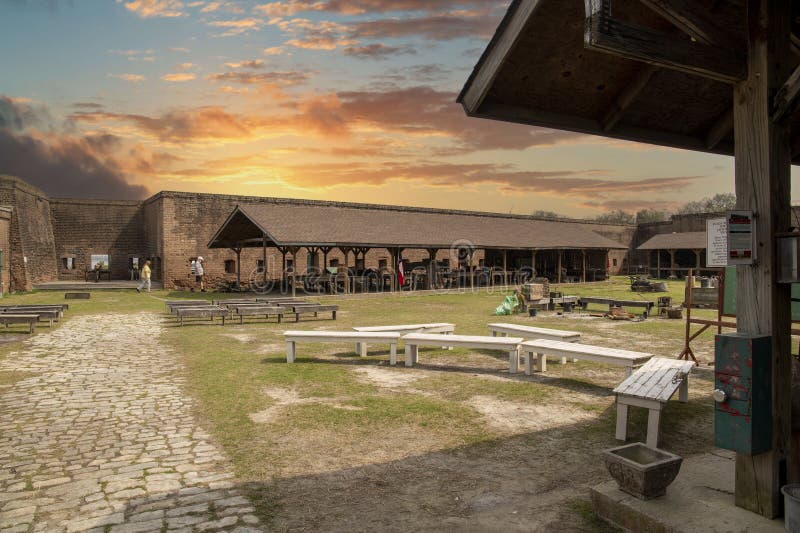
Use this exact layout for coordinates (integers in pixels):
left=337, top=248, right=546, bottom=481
left=0, top=312, right=263, bottom=533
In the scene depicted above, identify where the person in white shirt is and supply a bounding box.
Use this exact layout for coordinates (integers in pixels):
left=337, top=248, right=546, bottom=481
left=195, top=256, right=205, bottom=292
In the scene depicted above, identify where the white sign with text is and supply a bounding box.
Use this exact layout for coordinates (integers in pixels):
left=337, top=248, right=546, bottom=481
left=707, top=217, right=728, bottom=267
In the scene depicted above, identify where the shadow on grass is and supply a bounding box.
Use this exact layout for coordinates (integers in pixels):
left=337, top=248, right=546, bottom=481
left=99, top=407, right=704, bottom=533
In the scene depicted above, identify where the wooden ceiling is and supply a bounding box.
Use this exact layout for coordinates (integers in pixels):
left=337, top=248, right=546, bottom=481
left=458, top=0, right=800, bottom=163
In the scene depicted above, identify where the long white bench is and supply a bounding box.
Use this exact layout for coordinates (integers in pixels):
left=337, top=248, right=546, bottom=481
left=613, top=357, right=694, bottom=448
left=402, top=333, right=524, bottom=372
left=353, top=323, right=455, bottom=356
left=284, top=331, right=401, bottom=364
left=488, top=323, right=581, bottom=365
left=519, top=339, right=652, bottom=376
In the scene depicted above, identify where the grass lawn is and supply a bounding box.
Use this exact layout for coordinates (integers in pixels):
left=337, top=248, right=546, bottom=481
left=0, top=278, right=717, bottom=531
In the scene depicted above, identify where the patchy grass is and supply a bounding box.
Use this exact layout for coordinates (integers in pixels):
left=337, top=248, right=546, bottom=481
left=3, top=279, right=716, bottom=530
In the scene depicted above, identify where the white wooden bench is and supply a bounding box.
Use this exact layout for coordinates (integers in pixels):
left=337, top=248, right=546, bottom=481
left=284, top=331, right=401, bottom=364
left=0, top=308, right=60, bottom=327
left=488, top=323, right=581, bottom=365
left=613, top=357, right=694, bottom=448
left=519, top=339, right=652, bottom=376
left=166, top=301, right=210, bottom=312
left=402, top=333, right=524, bottom=372
left=0, top=314, right=38, bottom=333
left=175, top=306, right=228, bottom=326
left=352, top=323, right=455, bottom=356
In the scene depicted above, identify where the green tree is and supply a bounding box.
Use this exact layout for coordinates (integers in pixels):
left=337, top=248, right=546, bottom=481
left=676, top=193, right=736, bottom=214
left=595, top=210, right=635, bottom=224
left=635, top=209, right=670, bottom=223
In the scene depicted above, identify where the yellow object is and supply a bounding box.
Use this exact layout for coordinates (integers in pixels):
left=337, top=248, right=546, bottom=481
left=142, top=265, right=151, bottom=280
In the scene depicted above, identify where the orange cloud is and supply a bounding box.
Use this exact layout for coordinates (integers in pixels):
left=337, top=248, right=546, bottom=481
left=162, top=73, right=197, bottom=82
left=120, top=0, right=185, bottom=18
left=224, top=60, right=265, bottom=69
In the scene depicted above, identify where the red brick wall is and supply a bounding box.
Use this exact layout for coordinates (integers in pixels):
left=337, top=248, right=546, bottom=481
left=50, top=199, right=145, bottom=280
left=0, top=176, right=57, bottom=290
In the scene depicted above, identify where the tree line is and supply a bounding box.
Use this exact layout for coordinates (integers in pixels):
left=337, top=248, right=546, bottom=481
left=531, top=193, right=737, bottom=224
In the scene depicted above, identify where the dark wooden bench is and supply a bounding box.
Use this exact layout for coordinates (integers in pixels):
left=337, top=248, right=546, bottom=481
left=175, top=306, right=228, bottom=326
left=291, top=304, right=338, bottom=321
left=165, top=300, right=211, bottom=312
left=65, top=293, right=90, bottom=300
left=231, top=305, right=288, bottom=324
left=0, top=314, right=38, bottom=333
left=0, top=308, right=62, bottom=326
left=578, top=297, right=655, bottom=315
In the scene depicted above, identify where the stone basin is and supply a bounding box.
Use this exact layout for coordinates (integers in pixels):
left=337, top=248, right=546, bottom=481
left=603, top=442, right=683, bottom=500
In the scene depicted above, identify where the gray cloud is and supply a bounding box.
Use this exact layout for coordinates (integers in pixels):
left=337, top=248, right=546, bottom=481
left=0, top=96, right=149, bottom=200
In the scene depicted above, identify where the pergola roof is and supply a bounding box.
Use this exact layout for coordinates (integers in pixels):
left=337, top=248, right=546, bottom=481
left=207, top=201, right=626, bottom=250
left=637, top=231, right=707, bottom=250
left=457, top=0, right=800, bottom=163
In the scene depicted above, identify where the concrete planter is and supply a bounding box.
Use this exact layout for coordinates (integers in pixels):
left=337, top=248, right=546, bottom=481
left=603, top=443, right=682, bottom=500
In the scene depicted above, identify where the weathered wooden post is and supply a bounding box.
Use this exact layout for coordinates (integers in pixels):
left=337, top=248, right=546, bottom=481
left=668, top=249, right=676, bottom=278
left=502, top=249, right=508, bottom=287
left=557, top=250, right=562, bottom=284
left=582, top=250, right=587, bottom=282
left=732, top=0, right=793, bottom=516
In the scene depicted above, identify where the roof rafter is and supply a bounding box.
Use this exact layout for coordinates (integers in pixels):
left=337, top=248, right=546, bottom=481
left=601, top=65, right=658, bottom=131
left=773, top=62, right=800, bottom=123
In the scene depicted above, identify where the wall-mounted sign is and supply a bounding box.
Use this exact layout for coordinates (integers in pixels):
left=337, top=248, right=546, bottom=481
left=707, top=217, right=728, bottom=267
left=727, top=210, right=756, bottom=265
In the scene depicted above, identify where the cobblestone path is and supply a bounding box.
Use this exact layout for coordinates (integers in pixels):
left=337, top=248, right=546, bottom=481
left=0, top=312, right=263, bottom=533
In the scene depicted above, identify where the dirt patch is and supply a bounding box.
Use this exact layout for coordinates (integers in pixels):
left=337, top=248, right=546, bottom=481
left=466, top=395, right=596, bottom=434
left=351, top=366, right=421, bottom=388
left=248, top=387, right=363, bottom=424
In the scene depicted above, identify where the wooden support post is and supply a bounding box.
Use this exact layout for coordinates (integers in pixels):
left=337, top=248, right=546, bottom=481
left=502, top=249, right=508, bottom=287
left=732, top=0, right=793, bottom=517
left=469, top=249, right=474, bottom=291
left=262, top=235, right=267, bottom=285
left=582, top=250, right=587, bottom=282
left=657, top=250, right=661, bottom=279
left=531, top=250, right=537, bottom=277
left=557, top=250, right=562, bottom=284
left=668, top=249, right=676, bottom=278
left=694, top=249, right=702, bottom=271
left=427, top=248, right=437, bottom=290
left=233, top=246, right=242, bottom=289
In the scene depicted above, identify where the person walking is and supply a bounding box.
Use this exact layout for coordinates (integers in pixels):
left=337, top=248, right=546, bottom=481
left=136, top=260, right=152, bottom=293
left=195, top=256, right=206, bottom=292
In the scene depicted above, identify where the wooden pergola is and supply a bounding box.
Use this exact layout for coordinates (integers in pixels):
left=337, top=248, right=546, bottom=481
left=459, top=0, right=799, bottom=518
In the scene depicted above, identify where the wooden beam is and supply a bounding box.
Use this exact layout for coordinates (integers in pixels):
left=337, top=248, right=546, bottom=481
left=584, top=11, right=745, bottom=84
left=601, top=65, right=657, bottom=131
left=639, top=0, right=742, bottom=49
left=705, top=108, right=733, bottom=149
left=772, top=62, right=800, bottom=122
left=733, top=0, right=793, bottom=517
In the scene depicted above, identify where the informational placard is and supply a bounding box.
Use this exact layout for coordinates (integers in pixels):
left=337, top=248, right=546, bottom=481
left=727, top=210, right=756, bottom=265
left=706, top=217, right=728, bottom=267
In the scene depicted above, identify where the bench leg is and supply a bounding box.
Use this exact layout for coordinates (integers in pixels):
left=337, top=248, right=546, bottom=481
left=405, top=345, right=418, bottom=367
left=492, top=330, right=497, bottom=337
left=615, top=402, right=628, bottom=442
left=286, top=341, right=296, bottom=363
left=509, top=348, right=519, bottom=374
left=560, top=356, right=567, bottom=365
left=332, top=311, right=337, bottom=320
left=679, top=376, right=689, bottom=403
left=646, top=408, right=661, bottom=448
left=536, top=353, right=546, bottom=372
left=356, top=343, right=367, bottom=357
left=390, top=343, right=397, bottom=366
left=524, top=352, right=532, bottom=376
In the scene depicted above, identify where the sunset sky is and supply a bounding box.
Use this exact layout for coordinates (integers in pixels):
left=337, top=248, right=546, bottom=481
left=1, top=0, right=795, bottom=217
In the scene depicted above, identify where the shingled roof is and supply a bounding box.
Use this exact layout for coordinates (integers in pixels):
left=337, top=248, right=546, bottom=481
left=637, top=231, right=707, bottom=250
left=208, top=202, right=627, bottom=250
